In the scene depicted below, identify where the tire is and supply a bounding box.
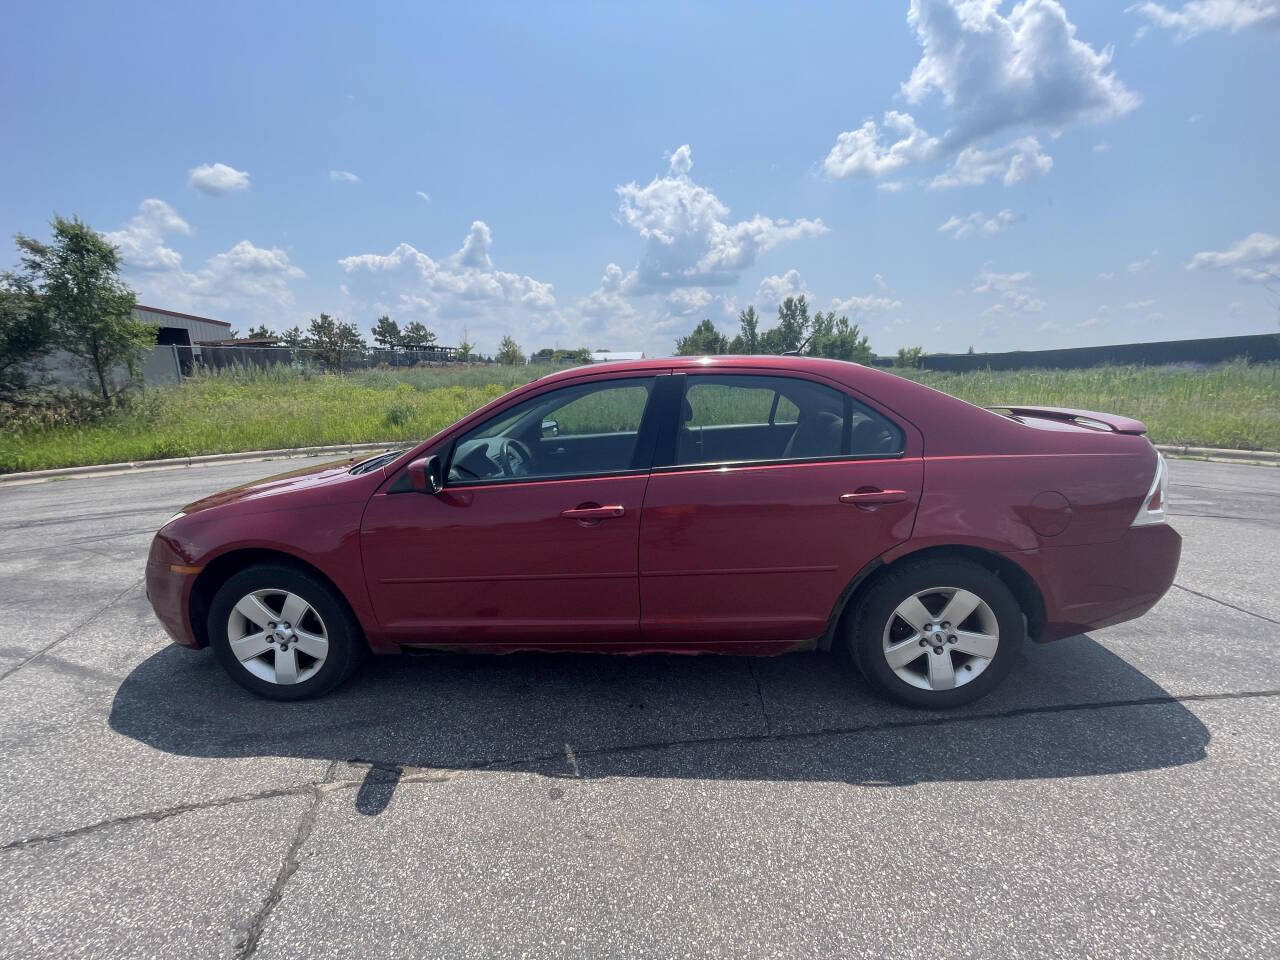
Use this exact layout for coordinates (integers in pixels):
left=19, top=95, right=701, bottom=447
left=848, top=558, right=1023, bottom=709
left=208, top=563, right=365, bottom=701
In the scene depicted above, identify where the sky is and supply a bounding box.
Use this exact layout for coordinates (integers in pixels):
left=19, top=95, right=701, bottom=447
left=2, top=1, right=1278, bottom=358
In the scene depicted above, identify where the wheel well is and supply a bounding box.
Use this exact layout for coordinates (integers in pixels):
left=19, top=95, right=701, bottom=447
left=827, top=545, right=1046, bottom=649
left=189, top=548, right=362, bottom=649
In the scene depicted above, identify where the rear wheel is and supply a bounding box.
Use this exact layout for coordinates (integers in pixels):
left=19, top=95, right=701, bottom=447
left=849, top=558, right=1023, bottom=709
left=208, top=563, right=364, bottom=700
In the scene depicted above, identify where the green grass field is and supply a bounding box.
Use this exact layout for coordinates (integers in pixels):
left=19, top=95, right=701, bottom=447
left=2, top=360, right=1278, bottom=473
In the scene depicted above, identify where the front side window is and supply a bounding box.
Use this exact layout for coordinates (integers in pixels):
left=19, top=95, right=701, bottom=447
left=673, top=374, right=902, bottom=466
left=448, top=377, right=656, bottom=483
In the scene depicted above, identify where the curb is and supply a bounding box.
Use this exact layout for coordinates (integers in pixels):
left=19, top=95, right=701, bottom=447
left=1156, top=444, right=1280, bottom=465
left=0, top=442, right=402, bottom=486
left=1, top=440, right=1276, bottom=487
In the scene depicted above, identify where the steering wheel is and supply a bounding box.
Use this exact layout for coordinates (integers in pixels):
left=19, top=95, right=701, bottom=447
left=498, top=437, right=535, bottom=477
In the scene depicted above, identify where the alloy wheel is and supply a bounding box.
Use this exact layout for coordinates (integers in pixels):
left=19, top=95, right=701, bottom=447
left=226, top=588, right=329, bottom=685
left=881, top=586, right=1000, bottom=692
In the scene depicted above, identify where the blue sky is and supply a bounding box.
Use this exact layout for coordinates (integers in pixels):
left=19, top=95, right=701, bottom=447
left=3, top=1, right=1278, bottom=357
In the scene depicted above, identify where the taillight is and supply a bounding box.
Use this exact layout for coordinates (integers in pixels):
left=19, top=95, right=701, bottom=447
left=1131, top=451, right=1168, bottom=526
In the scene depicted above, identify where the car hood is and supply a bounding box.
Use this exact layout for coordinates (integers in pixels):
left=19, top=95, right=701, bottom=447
left=181, top=457, right=366, bottom=517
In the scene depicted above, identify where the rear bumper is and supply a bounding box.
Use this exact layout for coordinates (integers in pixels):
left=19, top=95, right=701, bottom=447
left=1020, top=523, right=1182, bottom=641
left=145, top=536, right=202, bottom=649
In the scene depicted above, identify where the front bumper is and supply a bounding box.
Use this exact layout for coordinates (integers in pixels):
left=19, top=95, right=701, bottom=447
left=145, top=535, right=202, bottom=648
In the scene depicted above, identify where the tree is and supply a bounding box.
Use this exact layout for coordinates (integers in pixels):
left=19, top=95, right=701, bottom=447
left=280, top=326, right=305, bottom=347
left=457, top=338, right=473, bottom=362
left=496, top=335, right=525, bottom=365
left=247, top=324, right=272, bottom=340
left=894, top=346, right=923, bottom=368
left=372, top=314, right=401, bottom=350
left=14, top=216, right=152, bottom=403
left=674, top=317, right=729, bottom=355
left=305, top=313, right=366, bottom=370
left=399, top=321, right=436, bottom=351
left=758, top=296, right=811, bottom=354
left=0, top=277, right=53, bottom=404
left=727, top=305, right=761, bottom=355
left=806, top=311, right=872, bottom=363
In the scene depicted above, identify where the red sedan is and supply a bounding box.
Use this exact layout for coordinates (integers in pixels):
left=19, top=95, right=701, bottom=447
left=146, top=356, right=1179, bottom=707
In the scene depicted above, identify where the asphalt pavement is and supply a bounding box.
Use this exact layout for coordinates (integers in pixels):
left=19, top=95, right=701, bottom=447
left=0, top=457, right=1276, bottom=959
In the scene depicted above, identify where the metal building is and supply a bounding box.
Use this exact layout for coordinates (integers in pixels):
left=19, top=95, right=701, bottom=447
left=136, top=305, right=232, bottom=361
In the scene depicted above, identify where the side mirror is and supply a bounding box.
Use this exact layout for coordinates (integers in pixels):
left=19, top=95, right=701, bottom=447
left=541, top=418, right=559, bottom=438
left=407, top=455, right=443, bottom=494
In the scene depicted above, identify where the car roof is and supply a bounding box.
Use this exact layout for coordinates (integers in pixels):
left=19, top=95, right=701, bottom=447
left=536, top=354, right=868, bottom=383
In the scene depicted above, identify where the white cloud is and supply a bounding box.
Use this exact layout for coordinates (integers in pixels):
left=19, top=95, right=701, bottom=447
left=615, top=145, right=827, bottom=290
left=330, top=170, right=361, bottom=183
left=107, top=199, right=304, bottom=321
left=877, top=180, right=907, bottom=192
left=938, top=209, right=1021, bottom=239
left=339, top=220, right=560, bottom=349
left=930, top=137, right=1054, bottom=189
left=188, top=163, right=250, bottom=195
left=187, top=241, right=305, bottom=308
left=415, top=190, right=431, bottom=203
left=1186, top=231, right=1280, bottom=282
left=904, top=0, right=1141, bottom=146
left=105, top=199, right=191, bottom=270
left=1098, top=271, right=1116, bottom=280
left=1129, top=1, right=1278, bottom=40
left=972, top=267, right=1046, bottom=314
left=663, top=287, right=714, bottom=316
left=578, top=263, right=638, bottom=320
left=1125, top=299, right=1156, bottom=309
left=823, top=111, right=941, bottom=179
left=825, top=0, right=1139, bottom=186
left=873, top=273, right=887, bottom=290
left=1128, top=249, right=1159, bottom=272
left=755, top=269, right=812, bottom=310
left=1093, top=142, right=1113, bottom=153
left=341, top=221, right=556, bottom=311
left=831, top=294, right=904, bottom=314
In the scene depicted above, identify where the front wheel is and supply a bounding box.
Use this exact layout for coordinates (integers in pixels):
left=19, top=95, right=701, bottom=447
left=208, top=563, right=365, bottom=700
left=848, top=559, right=1024, bottom=709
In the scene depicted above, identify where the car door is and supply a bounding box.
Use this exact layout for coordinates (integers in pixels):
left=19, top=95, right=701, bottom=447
left=638, top=371, right=923, bottom=647
left=360, top=374, right=664, bottom=648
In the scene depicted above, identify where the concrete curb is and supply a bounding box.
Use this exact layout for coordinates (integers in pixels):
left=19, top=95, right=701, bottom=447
left=1156, top=444, right=1280, bottom=465
left=0, top=442, right=402, bottom=486
left=1, top=440, right=1276, bottom=486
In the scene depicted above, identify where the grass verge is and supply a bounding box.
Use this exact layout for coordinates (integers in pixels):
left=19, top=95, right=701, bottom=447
left=2, top=360, right=1277, bottom=473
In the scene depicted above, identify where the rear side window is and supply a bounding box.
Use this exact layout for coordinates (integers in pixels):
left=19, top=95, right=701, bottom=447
left=673, top=374, right=902, bottom=466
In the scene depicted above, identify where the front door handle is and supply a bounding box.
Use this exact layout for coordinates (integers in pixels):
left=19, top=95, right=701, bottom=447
left=561, top=504, right=625, bottom=521
left=839, top=489, right=907, bottom=505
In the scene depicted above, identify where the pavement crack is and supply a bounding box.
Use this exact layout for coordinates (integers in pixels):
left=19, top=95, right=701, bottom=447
left=0, top=577, right=145, bottom=685
left=747, top=659, right=773, bottom=735
left=6, top=690, right=1277, bottom=854
left=476, top=687, right=1280, bottom=774
left=0, top=782, right=316, bottom=852
left=235, top=761, right=337, bottom=959
left=1173, top=583, right=1280, bottom=626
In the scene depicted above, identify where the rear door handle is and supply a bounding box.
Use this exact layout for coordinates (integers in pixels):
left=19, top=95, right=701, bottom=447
left=839, top=489, right=908, bottom=505
left=561, top=505, right=625, bottom=520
